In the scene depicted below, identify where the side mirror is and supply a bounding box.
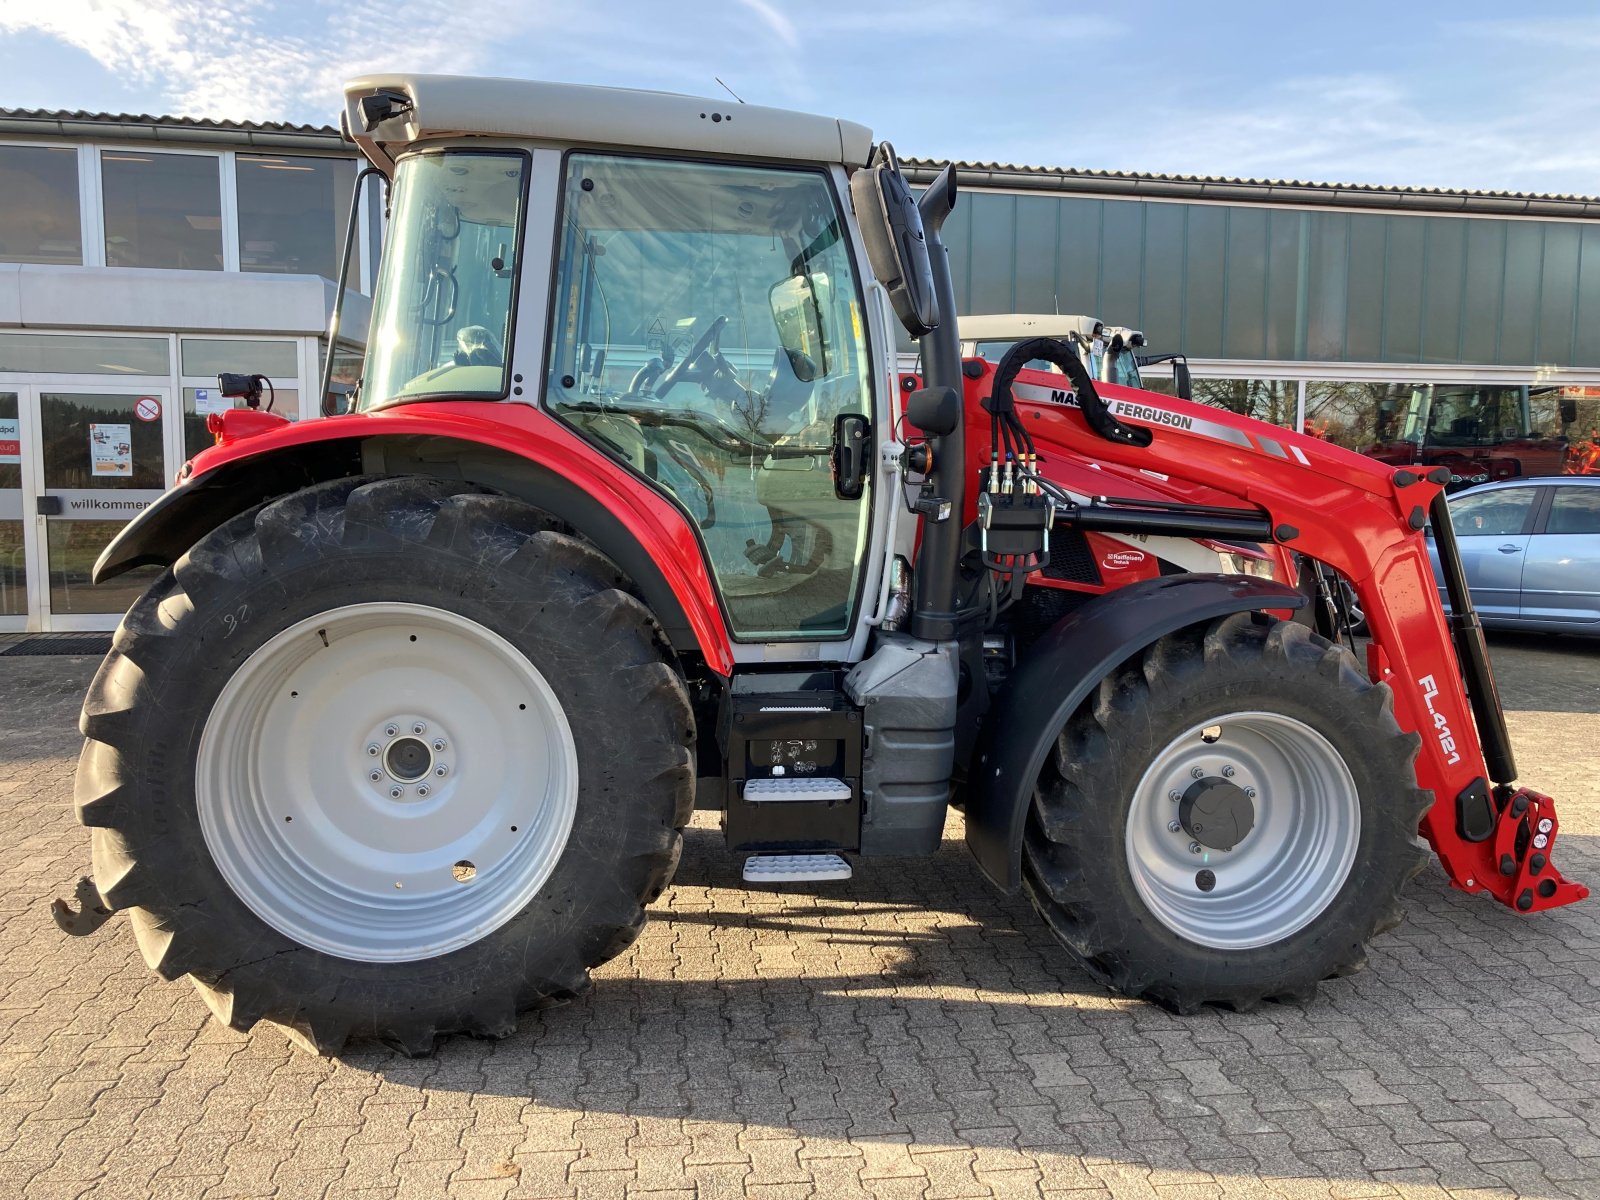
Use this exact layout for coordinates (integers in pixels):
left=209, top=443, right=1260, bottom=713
left=1174, top=361, right=1193, bottom=402
left=849, top=143, right=939, bottom=337
left=768, top=275, right=829, bottom=380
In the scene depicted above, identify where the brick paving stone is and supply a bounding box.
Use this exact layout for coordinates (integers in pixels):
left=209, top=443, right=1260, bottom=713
left=0, top=640, right=1598, bottom=1198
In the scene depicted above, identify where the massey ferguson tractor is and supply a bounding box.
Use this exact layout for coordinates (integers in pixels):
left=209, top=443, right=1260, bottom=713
left=70, top=74, right=1586, bottom=1056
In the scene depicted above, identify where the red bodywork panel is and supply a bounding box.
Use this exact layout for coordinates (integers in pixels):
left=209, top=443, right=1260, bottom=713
left=956, top=360, right=1586, bottom=915
left=198, top=403, right=736, bottom=676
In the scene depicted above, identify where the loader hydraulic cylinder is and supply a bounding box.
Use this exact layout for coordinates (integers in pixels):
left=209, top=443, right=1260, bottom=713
left=1428, top=490, right=1517, bottom=785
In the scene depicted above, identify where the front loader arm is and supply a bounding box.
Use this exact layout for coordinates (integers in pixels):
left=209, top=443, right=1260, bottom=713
left=974, top=362, right=1587, bottom=914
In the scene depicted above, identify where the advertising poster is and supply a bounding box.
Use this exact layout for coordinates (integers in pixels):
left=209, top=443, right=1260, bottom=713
left=90, top=422, right=133, bottom=477
left=0, top=417, right=18, bottom=465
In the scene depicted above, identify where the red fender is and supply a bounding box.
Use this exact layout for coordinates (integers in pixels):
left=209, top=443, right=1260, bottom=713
left=193, top=402, right=736, bottom=675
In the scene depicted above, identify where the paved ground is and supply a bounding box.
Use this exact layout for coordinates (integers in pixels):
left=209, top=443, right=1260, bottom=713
left=1, top=633, right=1598, bottom=1199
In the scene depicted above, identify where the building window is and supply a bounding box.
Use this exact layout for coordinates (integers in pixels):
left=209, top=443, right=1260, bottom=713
left=101, top=150, right=223, bottom=270
left=179, top=337, right=298, bottom=380
left=0, top=145, right=82, bottom=265
left=0, top=332, right=169, bottom=375
left=236, top=153, right=355, bottom=280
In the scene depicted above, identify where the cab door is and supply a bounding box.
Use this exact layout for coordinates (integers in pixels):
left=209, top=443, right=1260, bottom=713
left=542, top=153, right=876, bottom=649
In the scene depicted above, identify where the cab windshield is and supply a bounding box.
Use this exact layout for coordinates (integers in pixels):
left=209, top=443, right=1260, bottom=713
left=360, top=151, right=525, bottom=410
left=1395, top=385, right=1534, bottom=448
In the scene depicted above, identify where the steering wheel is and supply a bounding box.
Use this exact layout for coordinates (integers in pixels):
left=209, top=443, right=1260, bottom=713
left=653, top=315, right=730, bottom=398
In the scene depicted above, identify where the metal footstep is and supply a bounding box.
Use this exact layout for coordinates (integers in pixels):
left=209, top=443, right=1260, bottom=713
left=742, top=853, right=853, bottom=884
left=742, top=776, right=852, bottom=802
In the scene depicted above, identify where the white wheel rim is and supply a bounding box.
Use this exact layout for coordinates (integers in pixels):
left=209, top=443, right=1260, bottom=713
left=1124, top=712, right=1360, bottom=951
left=196, top=602, right=578, bottom=963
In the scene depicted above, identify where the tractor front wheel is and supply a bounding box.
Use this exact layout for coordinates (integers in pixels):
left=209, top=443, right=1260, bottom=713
left=1022, top=613, right=1429, bottom=1012
left=75, top=477, right=694, bottom=1054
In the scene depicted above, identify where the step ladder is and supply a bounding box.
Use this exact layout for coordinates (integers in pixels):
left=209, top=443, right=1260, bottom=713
left=742, top=853, right=853, bottom=884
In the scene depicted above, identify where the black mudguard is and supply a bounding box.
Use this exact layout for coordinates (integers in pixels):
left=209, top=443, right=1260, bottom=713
left=965, top=573, right=1306, bottom=893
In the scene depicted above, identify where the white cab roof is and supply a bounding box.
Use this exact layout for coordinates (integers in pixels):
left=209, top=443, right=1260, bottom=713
left=958, top=313, right=1103, bottom=343
left=343, top=74, right=873, bottom=173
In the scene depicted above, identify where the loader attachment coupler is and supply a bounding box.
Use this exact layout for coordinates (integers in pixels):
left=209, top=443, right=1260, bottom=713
left=1473, top=786, right=1587, bottom=912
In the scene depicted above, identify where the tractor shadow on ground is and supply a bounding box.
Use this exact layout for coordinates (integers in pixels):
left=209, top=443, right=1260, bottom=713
left=351, top=823, right=1600, bottom=1197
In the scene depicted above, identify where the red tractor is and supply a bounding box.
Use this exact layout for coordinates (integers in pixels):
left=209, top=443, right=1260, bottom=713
left=71, top=74, right=1585, bottom=1055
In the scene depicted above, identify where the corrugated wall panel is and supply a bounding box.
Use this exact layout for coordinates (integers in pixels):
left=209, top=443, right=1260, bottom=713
left=948, top=188, right=1596, bottom=368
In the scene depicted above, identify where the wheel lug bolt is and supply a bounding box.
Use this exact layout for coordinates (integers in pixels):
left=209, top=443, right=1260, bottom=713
left=1244, top=787, right=1257, bottom=799
left=1221, top=765, right=1236, bottom=778
left=367, top=744, right=380, bottom=757
left=413, top=722, right=427, bottom=735
left=1168, top=820, right=1182, bottom=833
left=384, top=724, right=399, bottom=738
left=432, top=739, right=447, bottom=752
left=1537, top=817, right=1553, bottom=834
left=389, top=786, right=404, bottom=799
left=416, top=784, right=430, bottom=798
left=1188, top=841, right=1202, bottom=855
left=435, top=764, right=448, bottom=777
left=369, top=769, right=383, bottom=782
left=1168, top=790, right=1182, bottom=802
left=1190, top=766, right=1205, bottom=780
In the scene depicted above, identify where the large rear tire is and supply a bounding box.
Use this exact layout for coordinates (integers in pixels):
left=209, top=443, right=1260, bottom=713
left=1022, top=612, right=1429, bottom=1012
left=74, top=477, right=694, bottom=1055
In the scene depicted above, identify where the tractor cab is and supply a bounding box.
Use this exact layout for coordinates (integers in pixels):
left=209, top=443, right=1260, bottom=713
left=335, top=75, right=904, bottom=653
left=959, top=312, right=1148, bottom=389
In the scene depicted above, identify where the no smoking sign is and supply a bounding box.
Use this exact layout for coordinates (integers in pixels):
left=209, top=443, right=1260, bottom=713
left=134, top=396, right=161, bottom=422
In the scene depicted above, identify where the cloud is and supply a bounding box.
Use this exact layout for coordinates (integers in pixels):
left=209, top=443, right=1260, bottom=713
left=974, top=68, right=1600, bottom=196
left=0, top=0, right=561, bottom=122
left=733, top=0, right=800, bottom=51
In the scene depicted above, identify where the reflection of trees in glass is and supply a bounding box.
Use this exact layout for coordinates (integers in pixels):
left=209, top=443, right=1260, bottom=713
left=1303, top=381, right=1414, bottom=450
left=1192, top=378, right=1297, bottom=429
left=40, top=395, right=165, bottom=489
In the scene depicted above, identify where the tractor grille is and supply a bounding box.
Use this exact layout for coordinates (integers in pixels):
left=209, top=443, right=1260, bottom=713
left=1041, top=527, right=1101, bottom=586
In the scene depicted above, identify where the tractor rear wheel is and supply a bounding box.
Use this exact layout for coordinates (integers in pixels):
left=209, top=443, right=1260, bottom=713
left=75, top=477, right=694, bottom=1054
left=1022, top=612, right=1428, bottom=1012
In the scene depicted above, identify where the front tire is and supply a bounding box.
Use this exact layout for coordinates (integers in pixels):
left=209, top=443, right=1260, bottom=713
left=75, top=477, right=694, bottom=1054
left=1022, top=613, right=1429, bottom=1012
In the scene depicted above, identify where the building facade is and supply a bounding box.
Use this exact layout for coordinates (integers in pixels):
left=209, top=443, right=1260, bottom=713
left=904, top=158, right=1600, bottom=467
left=3, top=108, right=1598, bottom=631
left=0, top=110, right=374, bottom=630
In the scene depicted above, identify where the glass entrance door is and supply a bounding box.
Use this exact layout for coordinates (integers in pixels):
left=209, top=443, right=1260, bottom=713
left=33, top=387, right=171, bottom=629
left=0, top=392, right=28, bottom=631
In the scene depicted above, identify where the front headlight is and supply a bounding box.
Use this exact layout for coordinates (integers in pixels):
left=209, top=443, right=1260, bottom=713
left=1216, top=549, right=1279, bottom=580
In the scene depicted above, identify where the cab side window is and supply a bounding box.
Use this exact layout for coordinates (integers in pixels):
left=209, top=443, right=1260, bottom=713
left=544, top=154, right=874, bottom=641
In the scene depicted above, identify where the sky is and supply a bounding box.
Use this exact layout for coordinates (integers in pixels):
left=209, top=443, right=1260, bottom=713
left=3, top=0, right=1600, bottom=196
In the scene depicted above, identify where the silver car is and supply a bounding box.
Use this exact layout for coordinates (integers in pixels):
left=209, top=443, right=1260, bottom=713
left=1428, top=476, right=1600, bottom=636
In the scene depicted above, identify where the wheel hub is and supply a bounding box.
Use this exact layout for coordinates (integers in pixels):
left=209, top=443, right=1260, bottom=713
left=1179, top=777, right=1255, bottom=851
left=384, top=736, right=433, bottom=782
